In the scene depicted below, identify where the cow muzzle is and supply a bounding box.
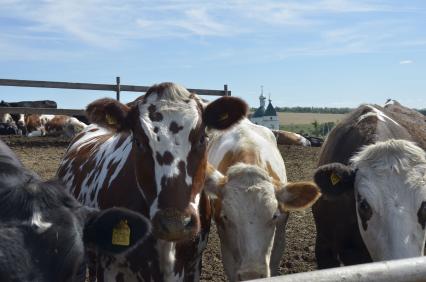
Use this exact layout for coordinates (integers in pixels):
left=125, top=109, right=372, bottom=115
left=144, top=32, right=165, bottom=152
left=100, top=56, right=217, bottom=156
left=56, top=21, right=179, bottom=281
left=237, top=265, right=269, bottom=281
left=152, top=209, right=199, bottom=241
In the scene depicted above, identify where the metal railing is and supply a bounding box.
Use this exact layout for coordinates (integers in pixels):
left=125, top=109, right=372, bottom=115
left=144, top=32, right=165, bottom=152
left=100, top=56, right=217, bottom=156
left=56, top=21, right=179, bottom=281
left=253, top=256, right=426, bottom=282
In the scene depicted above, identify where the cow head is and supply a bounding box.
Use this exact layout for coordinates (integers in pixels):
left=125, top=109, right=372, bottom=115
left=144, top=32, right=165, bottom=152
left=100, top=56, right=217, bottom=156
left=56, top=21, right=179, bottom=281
left=314, top=139, right=426, bottom=261
left=205, top=163, right=320, bottom=281
left=86, top=82, right=247, bottom=241
left=0, top=163, right=151, bottom=282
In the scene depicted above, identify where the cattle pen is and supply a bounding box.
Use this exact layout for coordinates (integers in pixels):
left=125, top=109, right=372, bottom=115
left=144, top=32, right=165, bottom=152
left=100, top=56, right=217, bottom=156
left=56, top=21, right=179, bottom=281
left=0, top=77, right=230, bottom=116
left=2, top=79, right=426, bottom=282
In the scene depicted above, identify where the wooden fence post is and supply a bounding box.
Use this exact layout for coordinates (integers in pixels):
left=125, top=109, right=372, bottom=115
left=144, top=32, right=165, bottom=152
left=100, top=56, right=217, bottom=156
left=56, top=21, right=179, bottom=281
left=224, top=84, right=229, bottom=96
left=116, top=76, right=121, bottom=101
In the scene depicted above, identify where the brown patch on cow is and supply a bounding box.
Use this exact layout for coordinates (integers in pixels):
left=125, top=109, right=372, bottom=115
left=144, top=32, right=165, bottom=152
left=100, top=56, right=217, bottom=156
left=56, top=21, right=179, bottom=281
left=158, top=161, right=191, bottom=211
left=272, top=130, right=302, bottom=146
left=144, top=82, right=175, bottom=99
left=278, top=182, right=321, bottom=211
left=156, top=151, right=174, bottom=166
left=169, top=121, right=184, bottom=134
left=384, top=101, right=426, bottom=150
left=266, top=161, right=281, bottom=183
left=217, top=148, right=261, bottom=174
left=44, top=115, right=69, bottom=135
left=25, top=114, right=42, bottom=133
left=148, top=104, right=163, bottom=122
left=86, top=98, right=131, bottom=131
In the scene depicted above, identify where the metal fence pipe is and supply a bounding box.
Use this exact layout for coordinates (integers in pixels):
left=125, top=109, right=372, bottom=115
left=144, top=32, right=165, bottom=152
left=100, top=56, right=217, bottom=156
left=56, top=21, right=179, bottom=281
left=252, top=256, right=426, bottom=282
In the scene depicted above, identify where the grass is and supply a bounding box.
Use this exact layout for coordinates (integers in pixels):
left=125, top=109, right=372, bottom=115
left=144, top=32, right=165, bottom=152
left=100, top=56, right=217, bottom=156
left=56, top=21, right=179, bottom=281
left=277, top=112, right=346, bottom=125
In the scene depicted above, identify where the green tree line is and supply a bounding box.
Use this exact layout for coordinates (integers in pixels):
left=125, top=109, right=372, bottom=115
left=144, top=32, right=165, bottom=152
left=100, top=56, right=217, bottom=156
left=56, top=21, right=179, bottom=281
left=252, top=107, right=426, bottom=115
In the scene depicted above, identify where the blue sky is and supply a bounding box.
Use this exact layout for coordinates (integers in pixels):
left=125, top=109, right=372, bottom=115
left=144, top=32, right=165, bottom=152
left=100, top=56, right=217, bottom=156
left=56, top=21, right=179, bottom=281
left=0, top=0, right=425, bottom=109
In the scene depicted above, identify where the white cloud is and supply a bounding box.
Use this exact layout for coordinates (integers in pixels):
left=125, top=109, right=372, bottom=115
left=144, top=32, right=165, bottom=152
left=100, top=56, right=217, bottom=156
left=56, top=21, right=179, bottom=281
left=400, top=60, right=414, bottom=64
left=0, top=0, right=424, bottom=61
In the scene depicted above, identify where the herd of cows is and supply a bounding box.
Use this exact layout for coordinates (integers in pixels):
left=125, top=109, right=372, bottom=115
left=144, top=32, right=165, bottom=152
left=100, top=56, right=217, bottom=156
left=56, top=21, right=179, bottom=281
left=0, top=100, right=88, bottom=137
left=0, top=82, right=425, bottom=282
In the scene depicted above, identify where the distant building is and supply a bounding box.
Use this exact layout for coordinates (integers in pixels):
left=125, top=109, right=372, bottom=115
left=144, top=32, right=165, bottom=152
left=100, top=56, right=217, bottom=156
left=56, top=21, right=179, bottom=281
left=250, top=87, right=279, bottom=130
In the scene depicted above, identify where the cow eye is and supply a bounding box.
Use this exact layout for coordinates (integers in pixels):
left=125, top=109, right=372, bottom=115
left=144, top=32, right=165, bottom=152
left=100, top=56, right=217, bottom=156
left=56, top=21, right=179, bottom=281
left=417, top=202, right=426, bottom=229
left=358, top=198, right=372, bottom=221
left=272, top=213, right=279, bottom=221
left=199, top=134, right=208, bottom=146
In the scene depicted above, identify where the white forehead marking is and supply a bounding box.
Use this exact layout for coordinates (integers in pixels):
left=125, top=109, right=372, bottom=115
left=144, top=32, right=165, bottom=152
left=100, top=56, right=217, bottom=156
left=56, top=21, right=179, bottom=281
left=31, top=210, right=52, bottom=234
left=139, top=92, right=201, bottom=212
left=357, top=105, right=399, bottom=126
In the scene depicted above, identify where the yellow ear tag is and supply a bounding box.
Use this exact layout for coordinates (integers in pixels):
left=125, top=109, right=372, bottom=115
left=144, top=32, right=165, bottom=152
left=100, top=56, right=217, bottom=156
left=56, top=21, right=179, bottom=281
left=112, top=220, right=131, bottom=246
left=330, top=172, right=341, bottom=186
left=105, top=114, right=117, bottom=125
left=218, top=113, right=229, bottom=122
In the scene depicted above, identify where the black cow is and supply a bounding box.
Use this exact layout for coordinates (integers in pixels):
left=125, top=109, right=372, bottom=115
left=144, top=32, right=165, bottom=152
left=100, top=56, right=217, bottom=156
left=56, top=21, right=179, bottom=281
left=0, top=122, right=19, bottom=135
left=5, top=100, right=57, bottom=108
left=312, top=100, right=426, bottom=268
left=0, top=139, right=152, bottom=282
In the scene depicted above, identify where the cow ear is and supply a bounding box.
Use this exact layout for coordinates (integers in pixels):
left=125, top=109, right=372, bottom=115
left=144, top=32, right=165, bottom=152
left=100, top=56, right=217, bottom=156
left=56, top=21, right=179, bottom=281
left=204, top=164, right=227, bottom=199
left=86, top=98, right=131, bottom=131
left=203, top=96, right=248, bottom=130
left=314, top=163, right=356, bottom=197
left=276, top=181, right=321, bottom=211
left=82, top=207, right=151, bottom=254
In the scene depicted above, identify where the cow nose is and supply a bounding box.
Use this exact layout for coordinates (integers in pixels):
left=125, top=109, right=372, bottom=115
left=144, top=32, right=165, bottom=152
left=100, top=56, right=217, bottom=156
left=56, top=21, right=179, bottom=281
left=237, top=271, right=266, bottom=281
left=152, top=209, right=198, bottom=241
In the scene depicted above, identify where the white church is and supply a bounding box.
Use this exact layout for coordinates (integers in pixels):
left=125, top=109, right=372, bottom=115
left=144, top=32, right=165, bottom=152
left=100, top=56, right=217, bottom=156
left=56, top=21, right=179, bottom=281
left=250, top=87, right=280, bottom=130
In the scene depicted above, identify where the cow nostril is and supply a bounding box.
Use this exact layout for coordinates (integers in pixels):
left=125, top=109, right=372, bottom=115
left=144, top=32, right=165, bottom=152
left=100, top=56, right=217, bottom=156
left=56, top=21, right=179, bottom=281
left=159, top=217, right=169, bottom=232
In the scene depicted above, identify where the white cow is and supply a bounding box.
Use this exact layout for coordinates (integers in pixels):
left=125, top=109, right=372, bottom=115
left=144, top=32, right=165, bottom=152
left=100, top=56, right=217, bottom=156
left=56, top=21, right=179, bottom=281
left=205, top=118, right=320, bottom=281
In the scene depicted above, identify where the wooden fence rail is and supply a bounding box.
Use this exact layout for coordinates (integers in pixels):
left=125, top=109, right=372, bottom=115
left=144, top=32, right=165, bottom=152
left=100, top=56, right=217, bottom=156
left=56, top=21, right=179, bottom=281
left=0, top=78, right=230, bottom=100
left=0, top=77, right=230, bottom=116
left=0, top=107, right=85, bottom=116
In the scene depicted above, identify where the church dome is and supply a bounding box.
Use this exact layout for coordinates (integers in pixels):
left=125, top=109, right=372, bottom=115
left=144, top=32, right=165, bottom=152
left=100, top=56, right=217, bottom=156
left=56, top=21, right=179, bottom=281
left=252, top=105, right=265, bottom=118
left=264, top=100, right=277, bottom=116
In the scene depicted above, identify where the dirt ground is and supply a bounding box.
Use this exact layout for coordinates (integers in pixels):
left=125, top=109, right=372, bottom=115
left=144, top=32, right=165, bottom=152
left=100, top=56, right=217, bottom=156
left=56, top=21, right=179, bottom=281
left=3, top=136, right=321, bottom=281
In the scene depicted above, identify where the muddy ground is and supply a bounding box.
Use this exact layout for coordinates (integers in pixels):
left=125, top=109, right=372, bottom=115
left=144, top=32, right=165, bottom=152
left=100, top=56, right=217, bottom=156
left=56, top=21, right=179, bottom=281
left=3, top=136, right=321, bottom=281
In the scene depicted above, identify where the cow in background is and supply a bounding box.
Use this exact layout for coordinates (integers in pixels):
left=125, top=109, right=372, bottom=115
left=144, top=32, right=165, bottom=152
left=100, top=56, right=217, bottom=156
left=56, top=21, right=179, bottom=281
left=57, top=82, right=248, bottom=281
left=0, top=100, right=58, bottom=135
left=0, top=138, right=152, bottom=281
left=204, top=118, right=320, bottom=281
left=26, top=114, right=87, bottom=137
left=313, top=101, right=426, bottom=268
left=272, top=130, right=311, bottom=146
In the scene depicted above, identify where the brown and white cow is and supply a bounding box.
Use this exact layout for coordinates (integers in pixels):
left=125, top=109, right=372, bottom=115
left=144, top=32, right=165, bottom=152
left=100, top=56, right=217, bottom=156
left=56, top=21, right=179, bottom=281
left=57, top=82, right=248, bottom=281
left=204, top=118, right=320, bottom=281
left=272, top=130, right=311, bottom=146
left=313, top=100, right=426, bottom=268
left=26, top=114, right=87, bottom=137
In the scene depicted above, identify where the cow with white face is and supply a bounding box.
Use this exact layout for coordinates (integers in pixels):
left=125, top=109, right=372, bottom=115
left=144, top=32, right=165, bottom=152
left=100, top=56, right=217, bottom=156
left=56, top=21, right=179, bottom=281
left=57, top=82, right=248, bottom=281
left=313, top=101, right=426, bottom=268
left=205, top=118, right=321, bottom=281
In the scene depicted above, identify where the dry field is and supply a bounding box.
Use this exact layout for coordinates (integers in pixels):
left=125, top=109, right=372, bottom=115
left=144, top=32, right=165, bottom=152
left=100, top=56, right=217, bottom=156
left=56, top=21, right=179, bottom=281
left=278, top=112, right=346, bottom=125
left=4, top=136, right=321, bottom=281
